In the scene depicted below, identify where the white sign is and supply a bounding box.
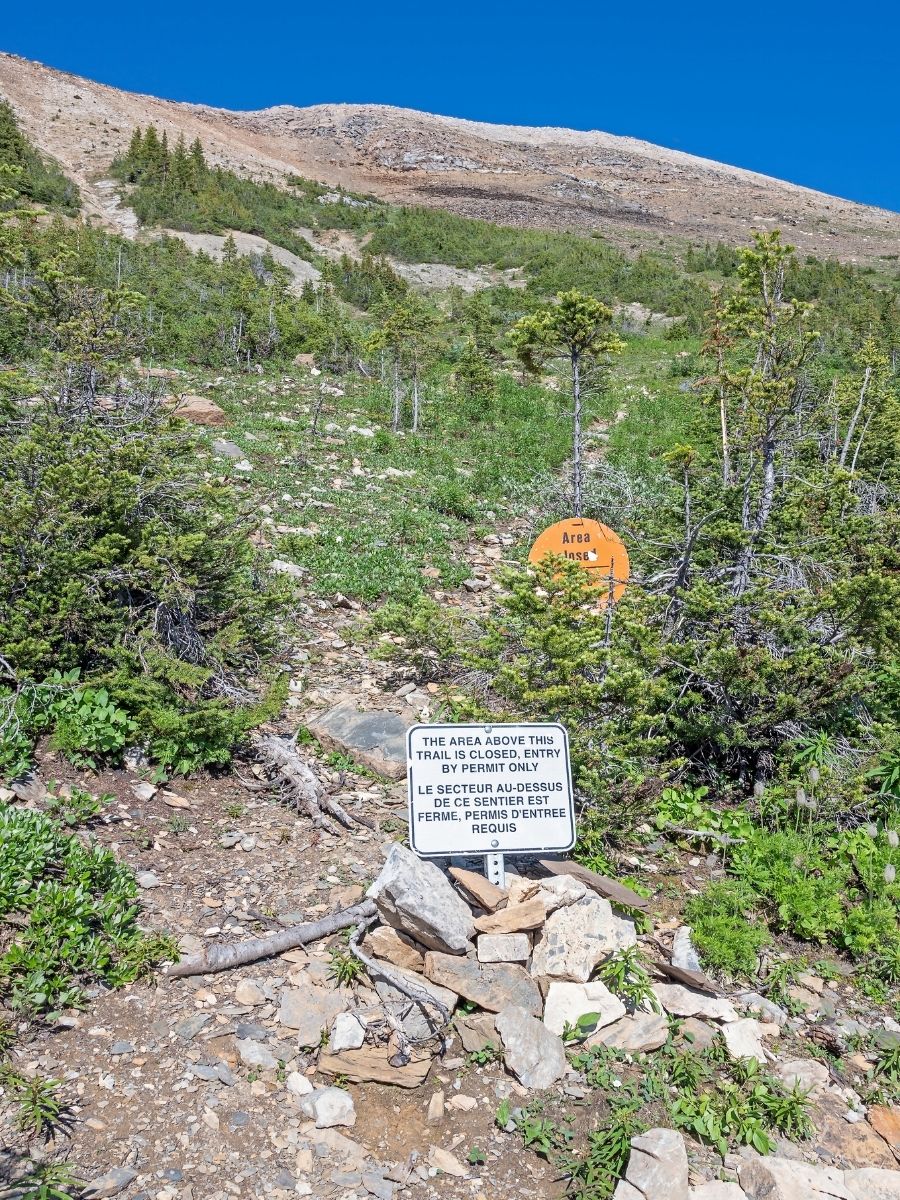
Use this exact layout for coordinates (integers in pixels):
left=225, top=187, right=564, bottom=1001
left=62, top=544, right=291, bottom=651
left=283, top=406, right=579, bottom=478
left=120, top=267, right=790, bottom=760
left=407, top=722, right=576, bottom=858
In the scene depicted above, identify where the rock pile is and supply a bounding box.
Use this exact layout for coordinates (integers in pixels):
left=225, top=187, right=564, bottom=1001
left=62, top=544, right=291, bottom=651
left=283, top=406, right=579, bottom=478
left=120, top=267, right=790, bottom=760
left=308, top=843, right=782, bottom=1094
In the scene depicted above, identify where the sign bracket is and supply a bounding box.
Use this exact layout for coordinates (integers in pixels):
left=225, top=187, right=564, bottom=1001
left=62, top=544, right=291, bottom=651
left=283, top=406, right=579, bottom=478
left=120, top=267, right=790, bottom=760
left=485, top=852, right=505, bottom=888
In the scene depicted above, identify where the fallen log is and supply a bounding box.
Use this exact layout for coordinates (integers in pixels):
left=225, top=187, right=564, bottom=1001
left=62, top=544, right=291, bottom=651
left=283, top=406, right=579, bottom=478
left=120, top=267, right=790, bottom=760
left=166, top=899, right=377, bottom=978
left=254, top=733, right=376, bottom=835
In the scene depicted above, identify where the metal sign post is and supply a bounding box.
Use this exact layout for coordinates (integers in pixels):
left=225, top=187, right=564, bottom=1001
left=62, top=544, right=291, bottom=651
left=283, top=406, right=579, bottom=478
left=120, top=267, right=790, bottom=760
left=485, top=851, right=505, bottom=888
left=406, top=721, right=575, bottom=884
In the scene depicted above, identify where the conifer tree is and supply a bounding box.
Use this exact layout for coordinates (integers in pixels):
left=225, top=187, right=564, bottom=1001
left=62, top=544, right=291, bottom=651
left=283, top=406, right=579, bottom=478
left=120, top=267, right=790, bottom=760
left=512, top=290, right=623, bottom=516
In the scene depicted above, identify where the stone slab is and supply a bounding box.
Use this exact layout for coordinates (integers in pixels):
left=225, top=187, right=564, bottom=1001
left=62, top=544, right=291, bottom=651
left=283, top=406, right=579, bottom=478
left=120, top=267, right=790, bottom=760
left=425, top=952, right=542, bottom=1016
left=306, top=700, right=411, bottom=780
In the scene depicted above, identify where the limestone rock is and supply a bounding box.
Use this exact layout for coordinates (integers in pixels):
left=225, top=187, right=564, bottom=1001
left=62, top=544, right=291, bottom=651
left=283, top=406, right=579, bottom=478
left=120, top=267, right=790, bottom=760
left=676, top=1017, right=719, bottom=1051
left=740, top=990, right=789, bottom=1026
left=425, top=952, right=542, bottom=1016
left=286, top=1071, right=313, bottom=1097
left=428, top=1146, right=469, bottom=1178
left=812, top=1091, right=896, bottom=1169
left=474, top=897, right=546, bottom=934
left=496, top=1004, right=567, bottom=1090
left=317, top=1046, right=432, bottom=1088
left=537, top=873, right=589, bottom=912
left=234, top=979, right=265, bottom=1006
left=211, top=438, right=244, bottom=459
left=477, top=933, right=531, bottom=963
left=845, top=1169, right=900, bottom=1200
left=672, top=927, right=703, bottom=973
left=329, top=1012, right=366, bottom=1052
left=538, top=858, right=650, bottom=909
left=868, top=1105, right=900, bottom=1153
left=307, top=700, right=411, bottom=780
left=366, top=925, right=425, bottom=972
left=738, top=1156, right=851, bottom=1200
left=236, top=1038, right=277, bottom=1070
left=279, top=985, right=349, bottom=1047
left=531, top=895, right=637, bottom=982
left=454, top=1011, right=498, bottom=1054
left=426, top=1090, right=444, bottom=1123
left=368, top=844, right=474, bottom=954
left=163, top=394, right=227, bottom=425
left=689, top=1185, right=745, bottom=1200
left=622, top=1128, right=689, bottom=1200
left=774, top=1057, right=830, bottom=1096
left=81, top=1168, right=138, bottom=1198
left=449, top=866, right=508, bottom=911
left=300, top=1086, right=356, bottom=1128
left=371, top=962, right=456, bottom=1039
left=721, top=1018, right=768, bottom=1062
left=588, top=1011, right=669, bottom=1053
left=652, top=983, right=738, bottom=1023
left=543, top=981, right=627, bottom=1037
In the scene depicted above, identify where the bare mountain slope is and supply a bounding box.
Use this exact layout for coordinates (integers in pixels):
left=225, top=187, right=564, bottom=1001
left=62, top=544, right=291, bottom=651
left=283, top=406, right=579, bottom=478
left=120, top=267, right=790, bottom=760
left=2, top=51, right=899, bottom=262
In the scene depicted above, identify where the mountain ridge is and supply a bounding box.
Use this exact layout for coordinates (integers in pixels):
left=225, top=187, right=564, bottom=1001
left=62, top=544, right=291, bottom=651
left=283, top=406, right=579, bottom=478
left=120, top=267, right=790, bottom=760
left=2, top=50, right=899, bottom=262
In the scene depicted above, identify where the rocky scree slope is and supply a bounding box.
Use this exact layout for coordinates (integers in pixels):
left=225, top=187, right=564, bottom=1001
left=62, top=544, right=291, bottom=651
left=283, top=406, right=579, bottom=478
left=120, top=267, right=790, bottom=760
left=2, top=51, right=900, bottom=261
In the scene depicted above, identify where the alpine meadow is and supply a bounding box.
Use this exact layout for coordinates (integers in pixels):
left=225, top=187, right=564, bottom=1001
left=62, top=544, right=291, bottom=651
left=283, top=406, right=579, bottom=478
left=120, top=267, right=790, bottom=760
left=1, top=51, right=900, bottom=1200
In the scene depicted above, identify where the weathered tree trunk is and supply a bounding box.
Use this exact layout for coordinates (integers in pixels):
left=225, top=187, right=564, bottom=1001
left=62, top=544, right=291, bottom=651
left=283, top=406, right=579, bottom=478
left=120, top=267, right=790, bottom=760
left=411, top=370, right=420, bottom=434
left=167, top=901, right=377, bottom=977
left=839, top=366, right=871, bottom=468
left=391, top=360, right=402, bottom=432
left=572, top=350, right=583, bottom=517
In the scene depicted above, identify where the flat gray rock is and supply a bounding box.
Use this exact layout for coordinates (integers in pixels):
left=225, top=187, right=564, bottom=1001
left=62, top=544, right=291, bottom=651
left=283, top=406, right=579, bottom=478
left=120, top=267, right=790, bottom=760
left=82, top=1168, right=138, bottom=1198
left=738, top=1156, right=852, bottom=1200
left=454, top=1011, right=498, bottom=1054
left=588, top=1011, right=669, bottom=1053
left=531, top=894, right=637, bottom=982
left=543, top=980, right=626, bottom=1036
left=300, top=1085, right=357, bottom=1128
left=672, top=926, right=702, bottom=973
left=622, top=1128, right=689, bottom=1200
left=652, top=983, right=737, bottom=1023
left=368, top=843, right=474, bottom=954
left=211, top=438, right=245, bottom=459
left=236, top=1037, right=277, bottom=1070
left=279, top=985, right=350, bottom=1048
left=307, top=700, right=411, bottom=780
left=426, top=952, right=542, bottom=1016
left=496, top=1004, right=567, bottom=1090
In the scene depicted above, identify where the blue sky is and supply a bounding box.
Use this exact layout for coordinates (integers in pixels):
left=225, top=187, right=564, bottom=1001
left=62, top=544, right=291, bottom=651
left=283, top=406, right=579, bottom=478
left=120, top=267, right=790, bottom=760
left=4, top=0, right=898, bottom=212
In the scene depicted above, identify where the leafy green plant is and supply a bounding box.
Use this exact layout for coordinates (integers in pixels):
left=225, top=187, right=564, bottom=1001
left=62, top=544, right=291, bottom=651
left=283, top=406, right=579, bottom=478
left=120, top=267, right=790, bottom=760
left=684, top=880, right=771, bottom=977
left=562, top=1012, right=603, bottom=1044
left=560, top=1110, right=646, bottom=1200
left=595, top=948, right=659, bottom=1012
left=327, top=947, right=364, bottom=987
left=48, top=683, right=137, bottom=768
left=0, top=1069, right=72, bottom=1140
left=8, top=1161, right=79, bottom=1200
left=0, top=802, right=173, bottom=1012
left=43, top=787, right=107, bottom=829
left=655, top=786, right=754, bottom=844
left=465, top=1041, right=502, bottom=1066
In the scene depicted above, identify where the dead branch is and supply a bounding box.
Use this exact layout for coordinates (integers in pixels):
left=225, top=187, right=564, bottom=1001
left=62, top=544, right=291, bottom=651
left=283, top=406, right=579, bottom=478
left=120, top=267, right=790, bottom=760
left=349, top=915, right=450, bottom=1033
left=166, top=899, right=376, bottom=977
left=254, top=734, right=375, bottom=834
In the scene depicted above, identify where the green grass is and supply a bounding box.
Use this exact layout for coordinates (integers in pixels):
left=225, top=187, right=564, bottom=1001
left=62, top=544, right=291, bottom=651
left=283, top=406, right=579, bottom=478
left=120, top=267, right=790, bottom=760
left=198, top=364, right=574, bottom=601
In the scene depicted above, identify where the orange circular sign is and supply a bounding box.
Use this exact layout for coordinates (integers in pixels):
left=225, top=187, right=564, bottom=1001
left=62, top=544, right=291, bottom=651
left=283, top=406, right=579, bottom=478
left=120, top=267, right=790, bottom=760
left=528, top=518, right=630, bottom=602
